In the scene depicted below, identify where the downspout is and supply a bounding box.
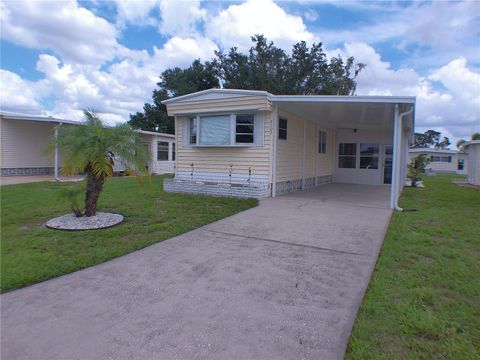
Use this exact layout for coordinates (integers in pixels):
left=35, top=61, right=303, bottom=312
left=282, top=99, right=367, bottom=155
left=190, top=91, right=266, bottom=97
left=302, top=118, right=306, bottom=190
left=391, top=105, right=414, bottom=211
left=54, top=123, right=62, bottom=181
left=271, top=105, right=278, bottom=197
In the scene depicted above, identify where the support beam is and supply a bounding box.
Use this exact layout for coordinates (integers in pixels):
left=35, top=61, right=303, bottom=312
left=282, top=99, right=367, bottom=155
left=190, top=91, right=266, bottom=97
left=271, top=105, right=278, bottom=197
left=302, top=118, right=306, bottom=190
left=54, top=124, right=62, bottom=181
left=390, top=105, right=400, bottom=209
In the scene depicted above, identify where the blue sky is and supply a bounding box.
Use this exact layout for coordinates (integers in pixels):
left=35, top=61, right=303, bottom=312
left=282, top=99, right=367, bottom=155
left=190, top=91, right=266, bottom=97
left=1, top=0, right=479, bottom=146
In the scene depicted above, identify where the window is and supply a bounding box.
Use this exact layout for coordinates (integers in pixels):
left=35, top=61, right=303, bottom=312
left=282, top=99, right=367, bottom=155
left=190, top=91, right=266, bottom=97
left=235, top=114, right=254, bottom=143
left=458, top=159, right=464, bottom=170
left=189, top=117, right=197, bottom=145
left=431, top=156, right=452, bottom=162
left=318, top=130, right=327, bottom=154
left=157, top=141, right=169, bottom=161
left=199, top=115, right=231, bottom=145
left=360, top=143, right=379, bottom=169
left=187, top=113, right=260, bottom=146
left=171, top=142, right=175, bottom=161
left=278, top=117, right=288, bottom=140
left=338, top=143, right=356, bottom=168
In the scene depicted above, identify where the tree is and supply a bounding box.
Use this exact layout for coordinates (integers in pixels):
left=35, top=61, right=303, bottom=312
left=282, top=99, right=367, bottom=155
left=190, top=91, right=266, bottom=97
left=214, top=35, right=365, bottom=95
left=413, top=129, right=450, bottom=149
left=58, top=110, right=147, bottom=217
left=456, top=132, right=480, bottom=151
left=130, top=35, right=365, bottom=131
left=435, top=136, right=450, bottom=149
left=407, top=154, right=429, bottom=187
left=129, top=60, right=219, bottom=133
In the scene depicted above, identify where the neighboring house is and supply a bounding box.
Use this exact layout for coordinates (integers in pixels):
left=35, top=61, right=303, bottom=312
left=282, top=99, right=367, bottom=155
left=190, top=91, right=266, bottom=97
left=161, top=89, right=416, bottom=209
left=463, top=140, right=480, bottom=185
left=409, top=148, right=467, bottom=174
left=0, top=112, right=175, bottom=177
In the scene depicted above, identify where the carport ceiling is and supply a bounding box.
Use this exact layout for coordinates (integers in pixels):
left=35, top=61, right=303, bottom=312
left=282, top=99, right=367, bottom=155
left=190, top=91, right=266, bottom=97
left=274, top=101, right=410, bottom=130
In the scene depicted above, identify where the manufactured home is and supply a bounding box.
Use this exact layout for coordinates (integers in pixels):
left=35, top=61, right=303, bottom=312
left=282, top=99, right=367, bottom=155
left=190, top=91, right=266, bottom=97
left=409, top=148, right=467, bottom=174
left=0, top=112, right=175, bottom=178
left=162, top=89, right=416, bottom=209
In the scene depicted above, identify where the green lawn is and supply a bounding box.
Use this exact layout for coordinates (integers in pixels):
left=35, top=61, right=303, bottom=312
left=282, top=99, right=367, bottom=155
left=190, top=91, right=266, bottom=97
left=346, top=174, right=480, bottom=359
left=0, top=175, right=256, bottom=292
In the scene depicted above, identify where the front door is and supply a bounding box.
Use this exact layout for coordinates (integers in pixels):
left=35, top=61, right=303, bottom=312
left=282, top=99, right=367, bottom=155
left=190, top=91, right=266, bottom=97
left=383, top=145, right=393, bottom=184
left=336, top=142, right=382, bottom=185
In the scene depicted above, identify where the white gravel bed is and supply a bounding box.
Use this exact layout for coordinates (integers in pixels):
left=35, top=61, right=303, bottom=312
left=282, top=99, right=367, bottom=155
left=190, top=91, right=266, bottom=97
left=45, top=212, right=124, bottom=230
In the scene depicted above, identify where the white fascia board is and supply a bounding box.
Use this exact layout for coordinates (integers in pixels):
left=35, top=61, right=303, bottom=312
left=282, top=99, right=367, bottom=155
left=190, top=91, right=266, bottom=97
left=136, top=129, right=175, bottom=138
left=463, top=140, right=480, bottom=146
left=0, top=112, right=80, bottom=125
left=161, top=88, right=271, bottom=104
left=270, top=95, right=416, bottom=104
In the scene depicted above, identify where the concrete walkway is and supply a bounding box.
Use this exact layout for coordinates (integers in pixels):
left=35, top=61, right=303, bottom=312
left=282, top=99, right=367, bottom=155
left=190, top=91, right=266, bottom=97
left=1, top=175, right=84, bottom=185
left=1, top=184, right=392, bottom=360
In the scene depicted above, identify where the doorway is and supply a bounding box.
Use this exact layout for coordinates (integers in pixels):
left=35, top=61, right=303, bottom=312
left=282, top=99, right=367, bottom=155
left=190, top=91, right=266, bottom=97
left=383, top=145, right=393, bottom=184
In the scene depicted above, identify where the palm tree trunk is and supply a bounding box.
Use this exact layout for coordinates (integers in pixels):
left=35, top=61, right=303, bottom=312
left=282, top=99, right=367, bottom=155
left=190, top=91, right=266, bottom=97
left=85, top=168, right=105, bottom=217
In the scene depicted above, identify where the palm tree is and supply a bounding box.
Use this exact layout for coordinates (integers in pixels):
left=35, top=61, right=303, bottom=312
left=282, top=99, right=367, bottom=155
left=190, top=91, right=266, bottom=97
left=57, top=110, right=147, bottom=217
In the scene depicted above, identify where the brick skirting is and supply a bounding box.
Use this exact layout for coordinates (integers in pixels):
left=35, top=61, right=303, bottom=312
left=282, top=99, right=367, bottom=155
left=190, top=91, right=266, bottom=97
left=164, top=179, right=271, bottom=199
left=1, top=167, right=54, bottom=176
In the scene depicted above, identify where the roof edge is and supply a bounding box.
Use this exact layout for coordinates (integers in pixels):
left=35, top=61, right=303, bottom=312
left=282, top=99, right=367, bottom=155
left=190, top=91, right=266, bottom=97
left=161, top=88, right=272, bottom=104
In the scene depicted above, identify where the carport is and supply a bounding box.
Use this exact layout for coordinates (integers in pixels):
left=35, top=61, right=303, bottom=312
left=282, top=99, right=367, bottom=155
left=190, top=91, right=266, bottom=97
left=271, top=95, right=416, bottom=209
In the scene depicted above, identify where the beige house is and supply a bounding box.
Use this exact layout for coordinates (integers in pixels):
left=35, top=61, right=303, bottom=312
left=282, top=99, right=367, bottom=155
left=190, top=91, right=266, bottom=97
left=408, top=148, right=466, bottom=174
left=162, top=89, right=416, bottom=209
left=0, top=112, right=175, bottom=177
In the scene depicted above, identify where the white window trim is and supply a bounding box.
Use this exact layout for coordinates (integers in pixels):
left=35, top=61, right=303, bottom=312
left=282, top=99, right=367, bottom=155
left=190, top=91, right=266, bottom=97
left=186, top=112, right=260, bottom=147
left=278, top=117, right=288, bottom=141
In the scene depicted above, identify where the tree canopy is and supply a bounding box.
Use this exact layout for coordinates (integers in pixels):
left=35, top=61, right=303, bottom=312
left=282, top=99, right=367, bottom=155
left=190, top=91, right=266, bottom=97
left=129, top=35, right=365, bottom=133
left=413, top=129, right=451, bottom=149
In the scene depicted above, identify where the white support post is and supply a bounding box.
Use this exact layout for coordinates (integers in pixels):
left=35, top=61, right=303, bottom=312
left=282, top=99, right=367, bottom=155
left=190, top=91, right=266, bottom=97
left=54, top=124, right=61, bottom=181
left=302, top=118, right=306, bottom=190
left=315, top=122, right=319, bottom=187
left=271, top=106, right=278, bottom=197
left=390, top=105, right=400, bottom=209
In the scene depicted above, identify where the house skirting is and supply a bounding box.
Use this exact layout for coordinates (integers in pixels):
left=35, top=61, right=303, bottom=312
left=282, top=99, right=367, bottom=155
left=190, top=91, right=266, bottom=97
left=1, top=167, right=54, bottom=176
left=164, top=178, right=271, bottom=198
left=275, top=175, right=332, bottom=195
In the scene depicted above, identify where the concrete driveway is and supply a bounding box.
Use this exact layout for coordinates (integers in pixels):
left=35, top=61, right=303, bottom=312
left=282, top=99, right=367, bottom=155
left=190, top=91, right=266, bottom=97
left=1, top=184, right=392, bottom=360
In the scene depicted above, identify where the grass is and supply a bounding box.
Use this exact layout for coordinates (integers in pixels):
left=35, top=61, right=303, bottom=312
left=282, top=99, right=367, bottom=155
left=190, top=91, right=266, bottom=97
left=346, top=174, right=480, bottom=360
left=0, top=175, right=256, bottom=293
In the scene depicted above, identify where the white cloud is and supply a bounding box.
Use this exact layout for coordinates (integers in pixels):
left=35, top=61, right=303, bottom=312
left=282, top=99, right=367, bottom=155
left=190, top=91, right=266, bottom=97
left=0, top=70, right=42, bottom=114
left=339, top=42, right=480, bottom=146
left=114, top=0, right=159, bottom=27
left=153, top=36, right=218, bottom=68
left=206, top=0, right=314, bottom=50
left=0, top=0, right=121, bottom=65
left=317, top=1, right=480, bottom=68
left=159, top=0, right=206, bottom=37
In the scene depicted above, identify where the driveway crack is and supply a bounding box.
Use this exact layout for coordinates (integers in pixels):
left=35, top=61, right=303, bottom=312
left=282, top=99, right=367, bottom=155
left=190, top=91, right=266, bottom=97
left=204, top=229, right=369, bottom=257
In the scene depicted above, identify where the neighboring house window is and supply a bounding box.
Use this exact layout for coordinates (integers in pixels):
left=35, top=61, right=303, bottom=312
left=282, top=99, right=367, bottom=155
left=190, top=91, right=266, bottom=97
left=157, top=141, right=169, bottom=161
left=431, top=156, right=452, bottom=162
left=338, top=143, right=356, bottom=168
left=318, top=130, right=327, bottom=154
left=172, top=142, right=175, bottom=161
left=458, top=159, right=464, bottom=170
left=235, top=114, right=254, bottom=144
left=359, top=143, right=379, bottom=169
left=278, top=117, right=288, bottom=140
left=189, top=117, right=197, bottom=145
